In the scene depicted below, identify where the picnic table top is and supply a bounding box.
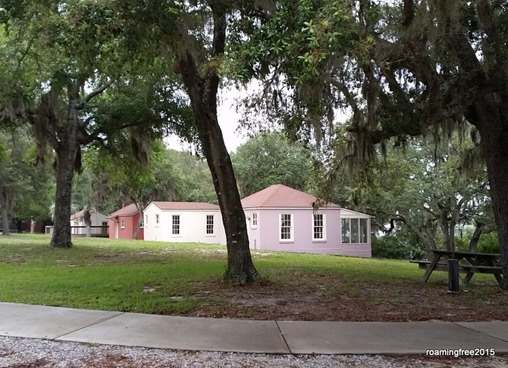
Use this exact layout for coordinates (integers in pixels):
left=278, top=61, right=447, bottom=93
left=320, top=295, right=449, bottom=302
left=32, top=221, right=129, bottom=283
left=431, top=249, right=500, bottom=258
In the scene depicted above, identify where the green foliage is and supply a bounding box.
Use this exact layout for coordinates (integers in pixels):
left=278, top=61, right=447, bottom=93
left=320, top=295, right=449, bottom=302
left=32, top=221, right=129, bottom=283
left=0, top=126, right=52, bottom=223
left=76, top=143, right=217, bottom=215
left=454, top=236, right=470, bottom=252
left=232, top=132, right=313, bottom=196
left=455, top=231, right=500, bottom=254
left=477, top=233, right=500, bottom=254
left=169, top=150, right=216, bottom=203
left=372, top=236, right=426, bottom=260
left=319, top=133, right=491, bottom=254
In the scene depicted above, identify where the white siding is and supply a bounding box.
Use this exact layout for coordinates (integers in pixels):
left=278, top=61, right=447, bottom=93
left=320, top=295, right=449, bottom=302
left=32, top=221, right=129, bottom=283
left=143, top=204, right=226, bottom=245
left=70, top=212, right=108, bottom=235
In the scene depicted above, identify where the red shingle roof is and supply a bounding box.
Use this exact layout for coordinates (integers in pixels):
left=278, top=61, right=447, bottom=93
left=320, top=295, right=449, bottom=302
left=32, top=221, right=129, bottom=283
left=108, top=203, right=139, bottom=218
left=241, top=184, right=340, bottom=209
left=152, top=201, right=220, bottom=211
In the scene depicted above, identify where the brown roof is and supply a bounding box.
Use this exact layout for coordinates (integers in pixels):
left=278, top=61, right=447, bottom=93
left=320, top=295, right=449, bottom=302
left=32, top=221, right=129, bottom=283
left=152, top=201, right=220, bottom=211
left=108, top=203, right=139, bottom=218
left=241, top=184, right=340, bottom=209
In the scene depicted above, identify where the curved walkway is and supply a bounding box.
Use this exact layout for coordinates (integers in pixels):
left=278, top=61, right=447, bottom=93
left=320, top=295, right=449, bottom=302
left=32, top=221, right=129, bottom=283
left=0, top=302, right=507, bottom=355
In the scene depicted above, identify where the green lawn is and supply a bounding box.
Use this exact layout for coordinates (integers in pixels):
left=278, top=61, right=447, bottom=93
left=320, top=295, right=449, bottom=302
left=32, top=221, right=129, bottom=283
left=0, top=234, right=505, bottom=321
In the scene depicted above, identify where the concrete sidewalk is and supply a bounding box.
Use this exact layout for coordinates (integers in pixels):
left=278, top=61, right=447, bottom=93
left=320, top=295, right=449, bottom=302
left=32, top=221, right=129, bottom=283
left=0, top=302, right=507, bottom=355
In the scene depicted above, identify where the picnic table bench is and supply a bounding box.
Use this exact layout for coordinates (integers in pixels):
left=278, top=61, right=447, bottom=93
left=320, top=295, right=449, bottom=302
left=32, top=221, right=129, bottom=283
left=411, top=250, right=503, bottom=287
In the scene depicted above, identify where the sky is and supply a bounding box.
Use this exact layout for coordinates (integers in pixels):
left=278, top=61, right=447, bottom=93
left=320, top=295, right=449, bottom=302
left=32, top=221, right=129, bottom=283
left=165, top=88, right=249, bottom=154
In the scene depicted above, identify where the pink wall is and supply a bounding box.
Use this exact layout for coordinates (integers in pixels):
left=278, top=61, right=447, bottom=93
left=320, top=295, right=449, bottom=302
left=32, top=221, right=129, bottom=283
left=249, top=208, right=371, bottom=257
left=108, top=213, right=144, bottom=240
left=255, top=209, right=342, bottom=254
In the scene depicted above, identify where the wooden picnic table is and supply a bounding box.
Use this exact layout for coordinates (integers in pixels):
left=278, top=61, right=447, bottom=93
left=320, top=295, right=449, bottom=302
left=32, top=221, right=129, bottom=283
left=412, top=249, right=503, bottom=287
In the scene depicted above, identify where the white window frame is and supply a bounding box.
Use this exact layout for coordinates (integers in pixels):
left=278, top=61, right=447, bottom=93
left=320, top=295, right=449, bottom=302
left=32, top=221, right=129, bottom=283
left=155, top=214, right=160, bottom=225
left=279, top=213, right=293, bottom=242
left=206, top=215, right=214, bottom=235
left=172, top=214, right=180, bottom=235
left=312, top=213, right=326, bottom=241
left=145, top=214, right=148, bottom=225
left=120, top=219, right=125, bottom=229
left=251, top=212, right=258, bottom=229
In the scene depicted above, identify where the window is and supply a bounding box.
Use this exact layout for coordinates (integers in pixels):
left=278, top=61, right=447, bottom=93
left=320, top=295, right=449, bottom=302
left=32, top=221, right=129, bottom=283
left=145, top=214, right=148, bottom=225
left=360, top=218, right=368, bottom=243
left=251, top=213, right=258, bottom=228
left=313, top=214, right=325, bottom=240
left=341, top=218, right=350, bottom=243
left=280, top=214, right=293, bottom=241
left=155, top=214, right=160, bottom=225
left=341, top=218, right=368, bottom=244
left=351, top=218, right=359, bottom=243
left=172, top=215, right=180, bottom=235
left=121, top=219, right=125, bottom=229
left=206, top=215, right=214, bottom=235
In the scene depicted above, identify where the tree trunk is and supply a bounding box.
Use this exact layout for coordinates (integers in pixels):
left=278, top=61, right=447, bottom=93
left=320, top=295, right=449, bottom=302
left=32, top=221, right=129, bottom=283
left=30, top=219, right=36, bottom=234
left=472, top=98, right=508, bottom=289
left=183, top=85, right=259, bottom=282
left=50, top=146, right=75, bottom=247
left=49, top=92, right=81, bottom=248
left=195, top=101, right=259, bottom=283
left=174, top=6, right=260, bottom=283
left=468, top=222, right=485, bottom=252
left=132, top=202, right=143, bottom=240
left=83, top=208, right=92, bottom=238
left=441, top=220, right=453, bottom=252
left=0, top=190, right=9, bottom=235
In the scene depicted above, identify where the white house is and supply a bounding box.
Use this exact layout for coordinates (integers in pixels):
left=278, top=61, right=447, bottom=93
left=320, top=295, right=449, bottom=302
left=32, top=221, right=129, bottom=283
left=143, top=201, right=226, bottom=245
left=70, top=209, right=108, bottom=236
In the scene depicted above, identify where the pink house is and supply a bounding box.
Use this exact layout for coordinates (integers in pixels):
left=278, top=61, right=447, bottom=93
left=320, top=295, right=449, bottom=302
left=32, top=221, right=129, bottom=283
left=108, top=203, right=144, bottom=240
left=242, top=184, right=372, bottom=257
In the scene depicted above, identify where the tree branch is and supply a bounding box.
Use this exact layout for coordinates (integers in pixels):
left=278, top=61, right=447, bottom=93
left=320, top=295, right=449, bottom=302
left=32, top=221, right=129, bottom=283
left=79, top=80, right=115, bottom=108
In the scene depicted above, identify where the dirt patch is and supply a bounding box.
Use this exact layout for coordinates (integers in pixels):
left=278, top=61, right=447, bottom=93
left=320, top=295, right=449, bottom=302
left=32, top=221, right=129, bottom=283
left=184, top=277, right=508, bottom=322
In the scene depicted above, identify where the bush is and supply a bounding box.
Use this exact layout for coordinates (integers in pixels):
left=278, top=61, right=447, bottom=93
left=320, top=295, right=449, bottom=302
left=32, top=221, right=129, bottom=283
left=476, top=232, right=500, bottom=253
left=372, top=236, right=426, bottom=260
left=455, top=232, right=500, bottom=253
left=454, top=236, right=470, bottom=252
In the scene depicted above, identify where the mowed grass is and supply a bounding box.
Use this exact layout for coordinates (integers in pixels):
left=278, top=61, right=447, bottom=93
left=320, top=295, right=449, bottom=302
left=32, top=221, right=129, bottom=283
left=0, top=234, right=505, bottom=321
left=0, top=234, right=226, bottom=314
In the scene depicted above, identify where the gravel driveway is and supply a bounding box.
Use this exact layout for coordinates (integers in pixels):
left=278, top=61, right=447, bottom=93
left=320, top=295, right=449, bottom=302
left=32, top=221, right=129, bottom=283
left=1, top=336, right=508, bottom=367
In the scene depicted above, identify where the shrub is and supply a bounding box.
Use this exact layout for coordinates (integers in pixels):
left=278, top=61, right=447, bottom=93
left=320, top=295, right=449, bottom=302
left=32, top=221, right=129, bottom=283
left=455, top=232, right=500, bottom=253
left=454, top=236, right=469, bottom=252
left=372, top=236, right=426, bottom=260
left=476, top=232, right=500, bottom=253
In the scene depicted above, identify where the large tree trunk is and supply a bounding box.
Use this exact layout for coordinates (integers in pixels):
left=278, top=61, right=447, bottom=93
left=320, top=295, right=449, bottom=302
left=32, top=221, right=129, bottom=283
left=49, top=90, right=81, bottom=248
left=50, top=146, right=75, bottom=247
left=174, top=5, right=260, bottom=283
left=194, top=101, right=259, bottom=283
left=472, top=98, right=508, bottom=289
left=0, top=190, right=9, bottom=235
left=181, top=78, right=260, bottom=282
